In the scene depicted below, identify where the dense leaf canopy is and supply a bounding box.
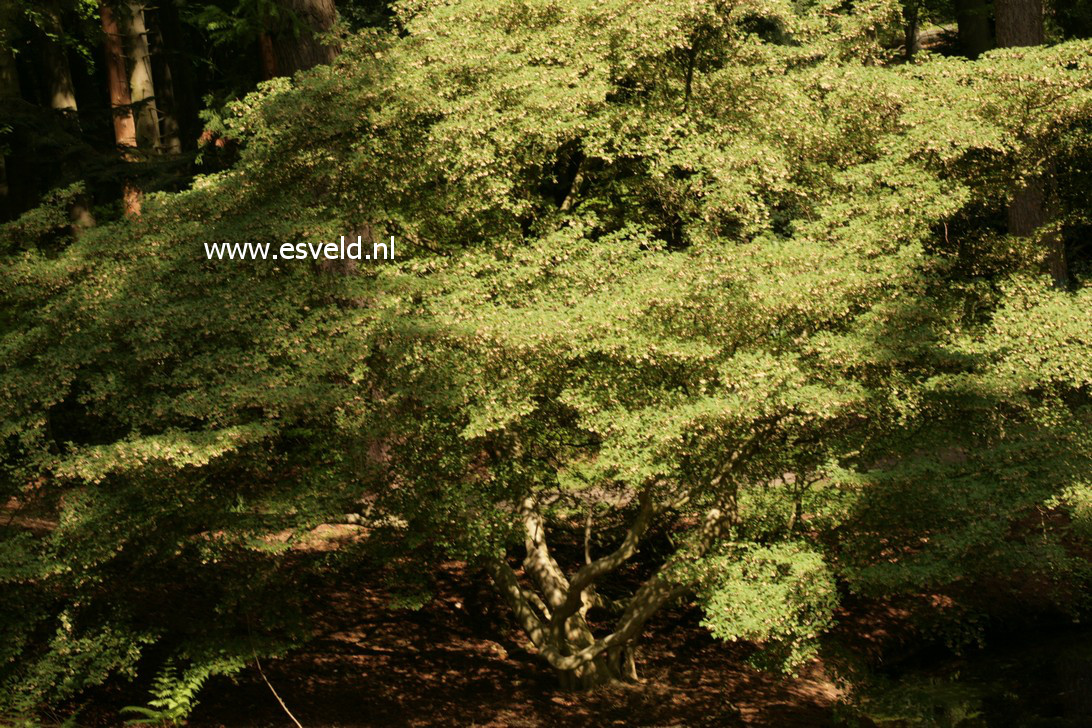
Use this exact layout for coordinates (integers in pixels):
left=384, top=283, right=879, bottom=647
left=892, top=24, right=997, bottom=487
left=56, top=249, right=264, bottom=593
left=2, top=0, right=1091, bottom=714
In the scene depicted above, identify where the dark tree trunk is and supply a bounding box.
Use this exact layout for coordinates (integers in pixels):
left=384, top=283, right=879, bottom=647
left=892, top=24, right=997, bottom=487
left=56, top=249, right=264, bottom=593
left=146, top=5, right=181, bottom=153
left=154, top=0, right=198, bottom=150
left=995, top=0, right=1065, bottom=285
left=954, top=0, right=994, bottom=58
left=995, top=0, right=1044, bottom=47
left=34, top=2, right=95, bottom=234
left=260, top=33, right=278, bottom=80
left=36, top=1, right=79, bottom=117
left=1006, top=177, right=1066, bottom=286
left=904, top=1, right=920, bottom=61
left=0, top=19, right=20, bottom=221
left=269, top=0, right=339, bottom=76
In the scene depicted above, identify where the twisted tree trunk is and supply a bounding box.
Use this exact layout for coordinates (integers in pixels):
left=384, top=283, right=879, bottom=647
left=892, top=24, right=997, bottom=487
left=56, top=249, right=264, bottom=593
left=489, top=488, right=735, bottom=689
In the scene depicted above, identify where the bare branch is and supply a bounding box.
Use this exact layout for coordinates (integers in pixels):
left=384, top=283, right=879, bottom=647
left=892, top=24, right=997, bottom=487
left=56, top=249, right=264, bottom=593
left=520, top=495, right=571, bottom=610
left=559, top=158, right=587, bottom=212
left=488, top=559, right=549, bottom=649
left=584, top=507, right=594, bottom=565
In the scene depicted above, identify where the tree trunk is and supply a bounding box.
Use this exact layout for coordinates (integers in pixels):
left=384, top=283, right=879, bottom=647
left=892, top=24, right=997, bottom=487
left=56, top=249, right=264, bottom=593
left=36, top=1, right=79, bottom=117
left=0, top=18, right=20, bottom=221
left=903, top=1, right=920, bottom=61
left=269, top=0, right=339, bottom=76
left=260, top=33, right=278, bottom=80
left=0, top=0, right=23, bottom=222
left=122, top=1, right=160, bottom=150
left=146, top=5, right=181, bottom=153
left=557, top=652, right=628, bottom=689
left=156, top=0, right=198, bottom=150
left=1008, top=175, right=1065, bottom=286
left=995, top=0, right=1044, bottom=47
left=101, top=1, right=141, bottom=216
left=489, top=489, right=735, bottom=691
left=35, top=2, right=96, bottom=234
left=996, top=0, right=1065, bottom=285
left=954, top=0, right=994, bottom=58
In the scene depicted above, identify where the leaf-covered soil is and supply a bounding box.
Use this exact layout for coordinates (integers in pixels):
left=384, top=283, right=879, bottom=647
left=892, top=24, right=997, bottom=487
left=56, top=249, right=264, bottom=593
left=184, top=559, right=843, bottom=727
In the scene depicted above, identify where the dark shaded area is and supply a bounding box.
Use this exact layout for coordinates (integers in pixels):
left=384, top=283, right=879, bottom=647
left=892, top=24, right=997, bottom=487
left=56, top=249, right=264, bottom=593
left=178, top=562, right=841, bottom=728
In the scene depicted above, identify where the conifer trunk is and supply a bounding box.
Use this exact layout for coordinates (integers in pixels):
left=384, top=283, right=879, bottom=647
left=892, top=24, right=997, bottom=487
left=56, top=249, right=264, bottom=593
left=0, top=19, right=20, bottom=220
left=155, top=0, right=197, bottom=150
left=954, top=0, right=994, bottom=58
left=270, top=0, right=339, bottom=76
left=995, top=0, right=1065, bottom=286
left=37, top=2, right=79, bottom=117
left=995, top=0, right=1044, bottom=46
left=260, top=33, right=278, bottom=79
left=122, top=1, right=160, bottom=150
left=101, top=1, right=141, bottom=216
left=36, top=2, right=95, bottom=233
left=147, top=5, right=181, bottom=153
left=903, top=1, right=920, bottom=61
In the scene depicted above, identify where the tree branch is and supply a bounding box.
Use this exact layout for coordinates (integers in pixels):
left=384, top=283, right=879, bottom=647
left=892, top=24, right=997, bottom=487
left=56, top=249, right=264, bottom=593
left=548, top=488, right=656, bottom=644
left=488, top=558, right=549, bottom=649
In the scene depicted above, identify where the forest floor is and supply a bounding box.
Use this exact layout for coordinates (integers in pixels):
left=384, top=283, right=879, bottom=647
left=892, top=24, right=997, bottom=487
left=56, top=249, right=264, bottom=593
left=186, top=556, right=845, bottom=727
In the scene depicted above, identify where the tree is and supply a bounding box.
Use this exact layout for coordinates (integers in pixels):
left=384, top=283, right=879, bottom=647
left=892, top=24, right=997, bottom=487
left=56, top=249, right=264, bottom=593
left=0, top=3, right=20, bottom=220
left=1, top=0, right=1091, bottom=718
left=100, top=0, right=141, bottom=215
left=34, top=1, right=79, bottom=118
left=148, top=0, right=190, bottom=152
left=122, top=1, right=161, bottom=150
left=955, top=0, right=994, bottom=57
left=29, top=1, right=97, bottom=233
left=268, top=0, right=339, bottom=76
left=996, top=0, right=1044, bottom=46
left=995, top=0, right=1066, bottom=286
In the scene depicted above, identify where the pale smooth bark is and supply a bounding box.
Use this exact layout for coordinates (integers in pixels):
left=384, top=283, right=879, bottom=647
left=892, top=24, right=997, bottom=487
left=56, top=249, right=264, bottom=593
left=490, top=491, right=733, bottom=688
left=37, top=1, right=78, bottom=116
left=122, top=1, right=160, bottom=150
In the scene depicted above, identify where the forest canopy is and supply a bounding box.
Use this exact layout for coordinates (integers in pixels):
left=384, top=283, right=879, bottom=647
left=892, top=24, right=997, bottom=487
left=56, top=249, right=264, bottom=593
left=2, top=0, right=1091, bottom=723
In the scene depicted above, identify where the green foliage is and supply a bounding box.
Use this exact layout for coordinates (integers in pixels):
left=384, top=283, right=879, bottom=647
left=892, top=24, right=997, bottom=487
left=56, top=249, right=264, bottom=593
left=2, top=0, right=1092, bottom=714
left=685, top=542, right=838, bottom=670
left=0, top=182, right=84, bottom=252
left=849, top=674, right=987, bottom=727
left=120, top=656, right=245, bottom=726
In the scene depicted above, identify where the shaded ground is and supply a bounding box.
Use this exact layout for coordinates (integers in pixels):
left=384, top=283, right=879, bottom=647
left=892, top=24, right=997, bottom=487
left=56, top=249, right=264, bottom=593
left=187, top=561, right=841, bottom=727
